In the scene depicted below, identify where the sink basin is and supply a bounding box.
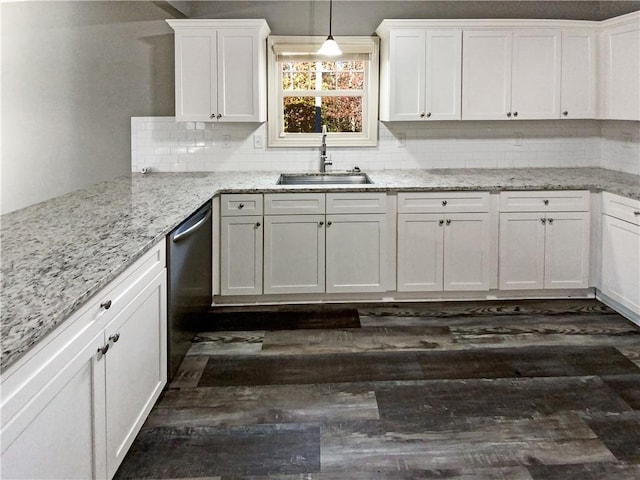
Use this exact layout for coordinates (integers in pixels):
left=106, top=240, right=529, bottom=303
left=277, top=173, right=373, bottom=185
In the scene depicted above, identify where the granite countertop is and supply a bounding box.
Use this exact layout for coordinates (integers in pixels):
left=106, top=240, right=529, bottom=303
left=1, top=167, right=639, bottom=373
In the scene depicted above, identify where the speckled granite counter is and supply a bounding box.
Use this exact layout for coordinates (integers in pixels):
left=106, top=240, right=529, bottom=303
left=2, top=167, right=639, bottom=372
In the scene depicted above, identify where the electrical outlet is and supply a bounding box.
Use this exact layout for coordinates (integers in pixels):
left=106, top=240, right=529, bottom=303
left=253, top=135, right=264, bottom=149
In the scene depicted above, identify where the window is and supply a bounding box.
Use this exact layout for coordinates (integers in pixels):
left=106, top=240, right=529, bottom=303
left=268, top=36, right=379, bottom=147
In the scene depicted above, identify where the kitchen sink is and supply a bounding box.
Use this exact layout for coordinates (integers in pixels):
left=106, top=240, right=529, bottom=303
left=277, top=172, right=373, bottom=185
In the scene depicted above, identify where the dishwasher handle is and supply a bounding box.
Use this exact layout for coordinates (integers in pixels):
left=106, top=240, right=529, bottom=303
left=172, top=208, right=212, bottom=243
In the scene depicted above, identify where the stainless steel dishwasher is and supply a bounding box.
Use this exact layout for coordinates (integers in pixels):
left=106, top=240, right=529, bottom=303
left=167, top=200, right=212, bottom=380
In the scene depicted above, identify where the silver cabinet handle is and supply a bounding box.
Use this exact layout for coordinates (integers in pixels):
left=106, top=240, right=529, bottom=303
left=109, top=333, right=120, bottom=343
left=507, top=112, right=512, bottom=118
left=543, top=199, right=549, bottom=206
left=426, top=112, right=432, bottom=118
left=255, top=222, right=261, bottom=228
left=634, top=211, right=640, bottom=216
left=210, top=113, right=216, bottom=119
left=513, top=112, right=518, bottom=117
left=438, top=219, right=444, bottom=226
left=217, top=113, right=222, bottom=119
left=100, top=300, right=112, bottom=310
left=541, top=218, right=546, bottom=224
left=548, top=218, right=554, bottom=224
left=327, top=221, right=332, bottom=226
left=446, top=219, right=451, bottom=225
left=420, top=112, right=426, bottom=118
left=442, top=200, right=448, bottom=206
left=319, top=221, right=324, bottom=226
left=97, top=344, right=109, bottom=356
left=238, top=203, right=244, bottom=209
left=563, top=111, right=568, bottom=116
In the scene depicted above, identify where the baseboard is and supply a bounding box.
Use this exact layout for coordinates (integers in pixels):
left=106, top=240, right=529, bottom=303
left=596, top=289, right=640, bottom=327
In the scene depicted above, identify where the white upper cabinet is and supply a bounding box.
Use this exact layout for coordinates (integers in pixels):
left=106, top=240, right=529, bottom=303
left=600, top=12, right=640, bottom=120
left=167, top=20, right=270, bottom=122
left=561, top=31, right=597, bottom=118
left=462, top=29, right=561, bottom=120
left=377, top=23, right=461, bottom=121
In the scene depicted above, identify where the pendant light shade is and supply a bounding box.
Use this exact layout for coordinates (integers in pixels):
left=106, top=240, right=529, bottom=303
left=318, top=0, right=342, bottom=56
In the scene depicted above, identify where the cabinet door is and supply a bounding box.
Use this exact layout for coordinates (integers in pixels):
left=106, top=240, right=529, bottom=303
left=601, top=215, right=640, bottom=313
left=174, top=28, right=217, bottom=122
left=499, top=212, right=546, bottom=290
left=263, top=215, right=325, bottom=294
left=425, top=29, right=462, bottom=120
left=397, top=214, right=444, bottom=292
left=1, top=331, right=107, bottom=480
left=326, top=214, right=388, bottom=293
left=221, top=216, right=263, bottom=295
left=544, top=212, right=590, bottom=289
left=443, top=213, right=491, bottom=291
left=602, top=22, right=640, bottom=120
left=385, top=29, right=426, bottom=121
left=217, top=29, right=263, bottom=122
left=462, top=30, right=512, bottom=120
left=561, top=31, right=596, bottom=119
left=104, top=271, right=167, bottom=479
left=511, top=30, right=561, bottom=119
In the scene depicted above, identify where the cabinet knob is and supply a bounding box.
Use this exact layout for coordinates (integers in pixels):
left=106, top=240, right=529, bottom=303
left=319, top=221, right=324, bottom=226
left=238, top=203, right=244, bottom=209
left=541, top=218, right=546, bottom=224
left=97, top=344, right=109, bottom=356
left=210, top=113, right=216, bottom=119
left=548, top=218, right=554, bottom=224
left=442, top=200, right=448, bottom=206
left=563, top=111, right=568, bottom=116
left=327, top=221, right=332, bottom=226
left=420, top=112, right=426, bottom=118
left=426, top=112, right=432, bottom=118
left=100, top=300, right=112, bottom=310
left=109, top=333, right=120, bottom=343
left=439, top=219, right=444, bottom=226
left=507, top=112, right=512, bottom=118
left=634, top=211, right=640, bottom=216
left=543, top=199, right=549, bottom=206
left=255, top=222, right=261, bottom=227
left=446, top=219, right=451, bottom=225
left=217, top=113, right=222, bottom=119
left=513, top=112, right=518, bottom=117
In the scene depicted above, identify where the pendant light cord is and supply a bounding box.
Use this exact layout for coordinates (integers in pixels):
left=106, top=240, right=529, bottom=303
left=329, top=0, right=333, bottom=37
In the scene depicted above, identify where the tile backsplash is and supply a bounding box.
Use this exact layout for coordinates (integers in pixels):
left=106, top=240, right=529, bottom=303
left=131, top=117, right=636, bottom=174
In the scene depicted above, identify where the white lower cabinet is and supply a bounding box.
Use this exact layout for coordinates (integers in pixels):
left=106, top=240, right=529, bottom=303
left=397, top=213, right=492, bottom=291
left=264, top=214, right=325, bottom=294
left=600, top=192, right=640, bottom=317
left=498, top=191, right=590, bottom=290
left=220, top=216, right=263, bottom=295
left=397, top=192, right=493, bottom=292
left=326, top=213, right=388, bottom=293
left=1, top=241, right=167, bottom=480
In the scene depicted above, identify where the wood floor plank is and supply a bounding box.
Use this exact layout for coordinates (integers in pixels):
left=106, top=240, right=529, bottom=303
left=198, top=352, right=424, bottom=387
left=582, top=411, right=640, bottom=463
left=169, top=355, right=209, bottom=389
left=527, top=462, right=640, bottom=480
left=617, top=345, right=640, bottom=368
left=601, top=374, right=640, bottom=410
left=260, top=326, right=454, bottom=355
left=146, top=384, right=379, bottom=428
left=416, top=346, right=640, bottom=380
left=375, top=377, right=634, bottom=421
left=186, top=332, right=265, bottom=356
left=114, top=424, right=320, bottom=478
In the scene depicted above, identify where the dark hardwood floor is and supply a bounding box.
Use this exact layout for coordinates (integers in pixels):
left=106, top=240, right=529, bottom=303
left=114, top=299, right=640, bottom=479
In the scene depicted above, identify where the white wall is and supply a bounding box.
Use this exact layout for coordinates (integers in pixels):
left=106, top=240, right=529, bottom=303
left=1, top=1, right=180, bottom=214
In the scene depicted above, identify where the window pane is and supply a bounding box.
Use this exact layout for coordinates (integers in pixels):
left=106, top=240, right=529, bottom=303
left=283, top=96, right=316, bottom=133
left=337, top=72, right=364, bottom=89
left=282, top=96, right=363, bottom=134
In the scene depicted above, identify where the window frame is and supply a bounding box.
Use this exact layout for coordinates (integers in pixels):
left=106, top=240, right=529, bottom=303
left=267, top=35, right=379, bottom=148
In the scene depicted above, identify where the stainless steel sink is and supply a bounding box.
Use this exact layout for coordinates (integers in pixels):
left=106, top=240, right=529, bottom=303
left=277, top=173, right=373, bottom=185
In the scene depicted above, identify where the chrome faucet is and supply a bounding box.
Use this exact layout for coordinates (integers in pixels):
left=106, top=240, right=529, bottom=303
left=320, top=125, right=332, bottom=173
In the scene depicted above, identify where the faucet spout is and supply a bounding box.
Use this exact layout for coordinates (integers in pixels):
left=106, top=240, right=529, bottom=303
left=320, top=125, right=332, bottom=173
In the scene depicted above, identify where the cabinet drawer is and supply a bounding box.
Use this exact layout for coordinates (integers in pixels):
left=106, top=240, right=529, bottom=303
left=326, top=193, right=387, bottom=214
left=264, top=193, right=325, bottom=215
left=398, top=192, right=490, bottom=213
left=602, top=192, right=640, bottom=226
left=220, top=194, right=263, bottom=216
left=499, top=191, right=589, bottom=212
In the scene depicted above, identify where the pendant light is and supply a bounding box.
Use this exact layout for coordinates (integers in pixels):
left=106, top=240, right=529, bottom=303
left=318, top=0, right=342, bottom=56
